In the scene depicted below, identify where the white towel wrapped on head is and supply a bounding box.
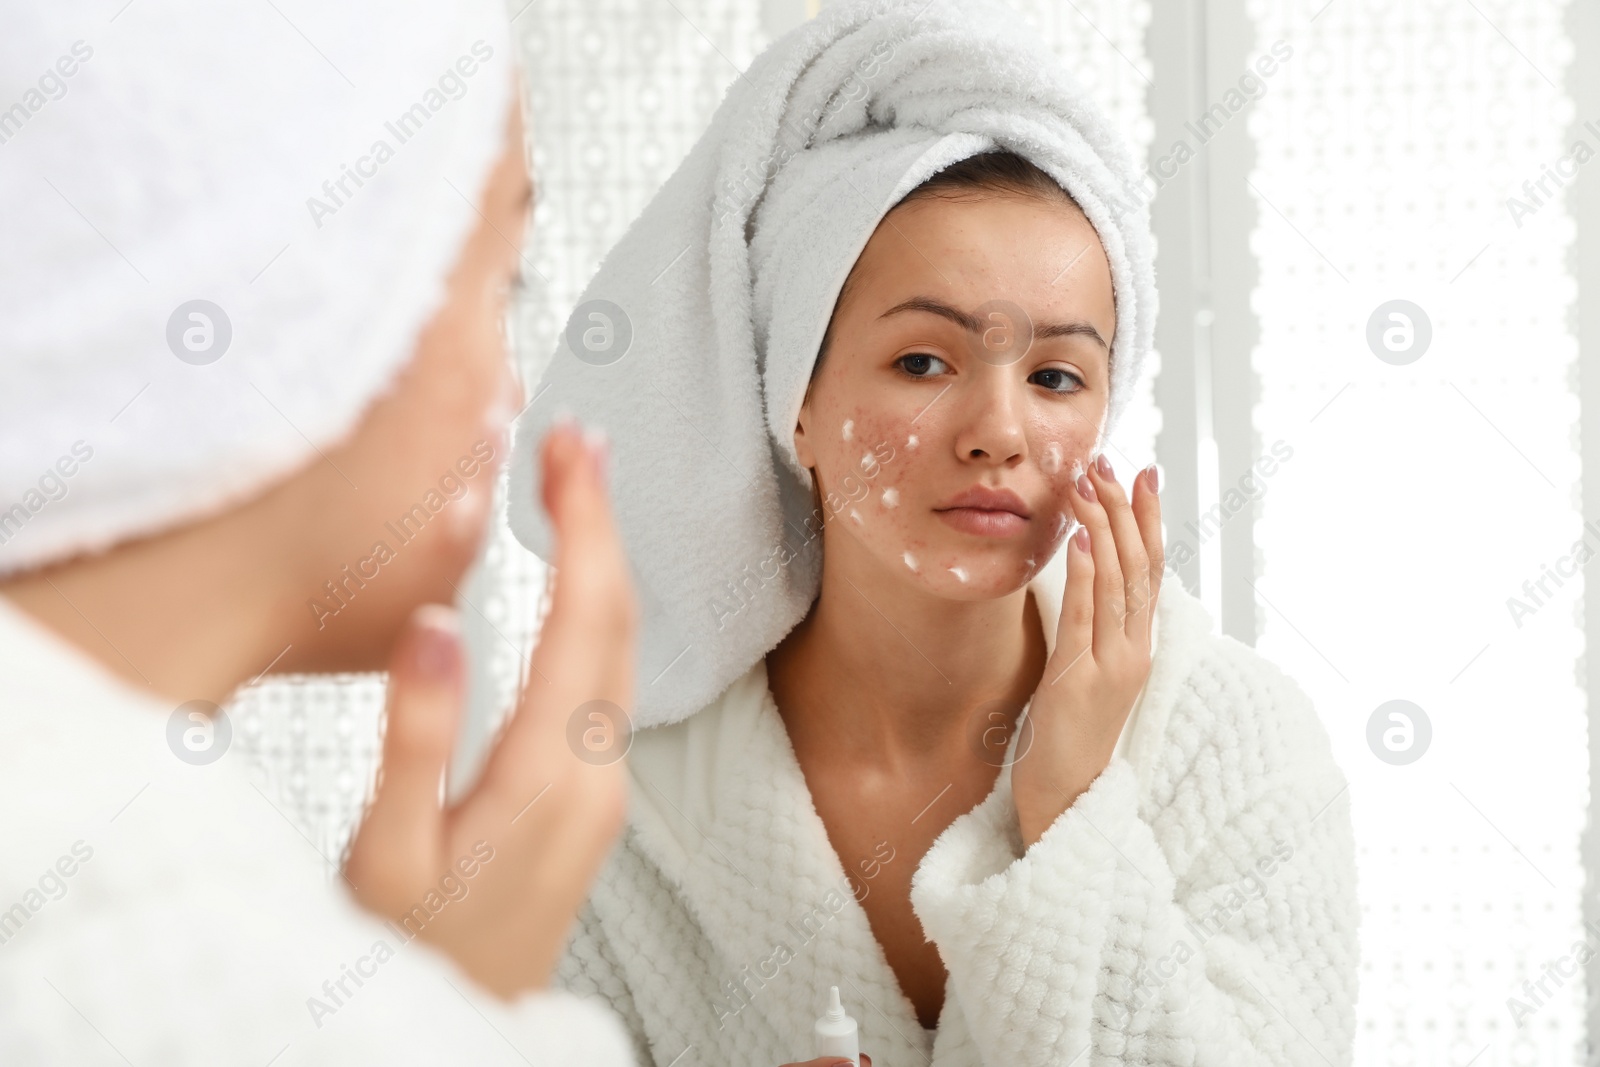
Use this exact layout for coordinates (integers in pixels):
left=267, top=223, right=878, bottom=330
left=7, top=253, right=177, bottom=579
left=507, top=0, right=1157, bottom=731
left=0, top=0, right=515, bottom=576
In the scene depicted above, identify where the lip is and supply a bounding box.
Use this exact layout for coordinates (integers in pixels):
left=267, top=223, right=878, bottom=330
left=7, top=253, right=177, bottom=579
left=935, top=486, right=1031, bottom=517
left=934, top=486, right=1031, bottom=537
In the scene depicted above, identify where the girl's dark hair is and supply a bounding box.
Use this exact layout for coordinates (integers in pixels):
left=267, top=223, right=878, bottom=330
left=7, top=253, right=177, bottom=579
left=814, top=151, right=1079, bottom=369
left=898, top=150, right=1078, bottom=209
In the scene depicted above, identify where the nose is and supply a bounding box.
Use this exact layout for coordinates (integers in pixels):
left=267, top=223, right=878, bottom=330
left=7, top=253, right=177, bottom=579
left=952, top=370, right=1026, bottom=467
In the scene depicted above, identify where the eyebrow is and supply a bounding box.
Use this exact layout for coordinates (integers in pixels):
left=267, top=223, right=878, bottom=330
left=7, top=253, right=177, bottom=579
left=878, top=296, right=1108, bottom=350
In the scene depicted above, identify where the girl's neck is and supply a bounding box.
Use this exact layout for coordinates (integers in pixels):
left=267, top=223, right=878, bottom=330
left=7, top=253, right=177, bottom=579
left=767, top=543, right=1047, bottom=769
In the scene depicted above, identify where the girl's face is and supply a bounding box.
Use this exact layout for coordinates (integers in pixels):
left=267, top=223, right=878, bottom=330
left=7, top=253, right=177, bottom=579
left=794, top=189, right=1116, bottom=600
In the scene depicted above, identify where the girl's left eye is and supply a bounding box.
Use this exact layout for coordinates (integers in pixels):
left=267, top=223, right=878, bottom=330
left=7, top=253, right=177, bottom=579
left=1029, top=368, right=1084, bottom=394
left=896, top=353, right=950, bottom=377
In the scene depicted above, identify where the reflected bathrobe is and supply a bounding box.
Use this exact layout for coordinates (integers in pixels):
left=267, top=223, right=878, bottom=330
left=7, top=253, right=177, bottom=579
left=0, top=596, right=634, bottom=1065
left=555, top=567, right=1359, bottom=1067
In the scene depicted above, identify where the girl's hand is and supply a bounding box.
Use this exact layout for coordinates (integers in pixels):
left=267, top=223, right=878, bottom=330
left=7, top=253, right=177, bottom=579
left=343, top=421, right=638, bottom=997
left=1012, top=454, right=1163, bottom=849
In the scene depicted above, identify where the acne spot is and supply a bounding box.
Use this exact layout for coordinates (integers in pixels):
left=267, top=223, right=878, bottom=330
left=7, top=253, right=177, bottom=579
left=881, top=487, right=899, bottom=509
left=842, top=419, right=854, bottom=442
left=906, top=434, right=919, bottom=450
left=1042, top=443, right=1063, bottom=475
left=948, top=566, right=969, bottom=583
left=903, top=551, right=920, bottom=573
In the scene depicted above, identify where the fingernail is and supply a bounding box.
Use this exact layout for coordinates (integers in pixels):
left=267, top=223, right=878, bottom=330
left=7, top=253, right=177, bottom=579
left=410, top=606, right=461, bottom=682
left=1076, top=471, right=1097, bottom=502
left=1093, top=453, right=1113, bottom=479
left=1073, top=525, right=1090, bottom=552
left=582, top=425, right=609, bottom=488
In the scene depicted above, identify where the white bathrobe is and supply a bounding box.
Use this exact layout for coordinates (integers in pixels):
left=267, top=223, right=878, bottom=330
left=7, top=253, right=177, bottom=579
left=557, top=569, right=1359, bottom=1066
left=0, top=595, right=634, bottom=1065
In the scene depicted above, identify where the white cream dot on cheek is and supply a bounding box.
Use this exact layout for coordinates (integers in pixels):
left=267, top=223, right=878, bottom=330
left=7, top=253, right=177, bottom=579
left=906, top=434, right=919, bottom=450
left=1042, top=443, right=1063, bottom=475
left=948, top=566, right=969, bottom=583
left=1054, top=512, right=1068, bottom=537
left=849, top=508, right=863, bottom=526
left=903, top=551, right=919, bottom=573
left=842, top=419, right=854, bottom=441
left=881, top=487, right=899, bottom=508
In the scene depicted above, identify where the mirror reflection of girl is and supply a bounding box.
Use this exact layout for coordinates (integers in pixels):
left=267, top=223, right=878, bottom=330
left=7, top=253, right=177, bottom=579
left=769, top=151, right=1157, bottom=1030
left=517, top=4, right=1358, bottom=1065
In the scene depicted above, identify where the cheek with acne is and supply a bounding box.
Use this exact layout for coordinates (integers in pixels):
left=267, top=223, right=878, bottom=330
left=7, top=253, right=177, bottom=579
left=816, top=408, right=918, bottom=539
left=840, top=410, right=947, bottom=573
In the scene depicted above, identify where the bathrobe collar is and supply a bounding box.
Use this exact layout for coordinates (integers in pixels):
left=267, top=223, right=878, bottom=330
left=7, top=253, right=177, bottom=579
left=620, top=555, right=1214, bottom=1055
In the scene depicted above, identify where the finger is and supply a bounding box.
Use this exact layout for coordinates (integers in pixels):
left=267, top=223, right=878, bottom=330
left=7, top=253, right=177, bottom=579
left=534, top=420, right=637, bottom=715
left=545, top=420, right=635, bottom=677
left=1067, top=457, right=1125, bottom=655
left=1051, top=522, right=1094, bottom=685
left=1087, top=452, right=1152, bottom=638
left=347, top=605, right=461, bottom=894
left=1131, top=463, right=1165, bottom=643
left=475, top=421, right=637, bottom=810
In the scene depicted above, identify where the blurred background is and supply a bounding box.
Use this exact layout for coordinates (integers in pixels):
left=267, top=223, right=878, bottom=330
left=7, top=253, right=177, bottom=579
left=229, top=0, right=1594, bottom=1062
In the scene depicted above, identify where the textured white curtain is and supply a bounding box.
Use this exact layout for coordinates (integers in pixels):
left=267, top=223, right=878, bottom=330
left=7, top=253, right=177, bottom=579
left=1249, top=0, right=1584, bottom=1062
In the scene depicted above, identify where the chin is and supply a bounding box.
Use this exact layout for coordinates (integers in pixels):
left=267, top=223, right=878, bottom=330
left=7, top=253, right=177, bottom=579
left=894, top=542, right=1041, bottom=601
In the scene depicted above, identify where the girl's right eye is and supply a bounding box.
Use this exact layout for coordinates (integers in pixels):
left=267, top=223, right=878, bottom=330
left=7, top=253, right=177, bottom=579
left=896, top=353, right=950, bottom=377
